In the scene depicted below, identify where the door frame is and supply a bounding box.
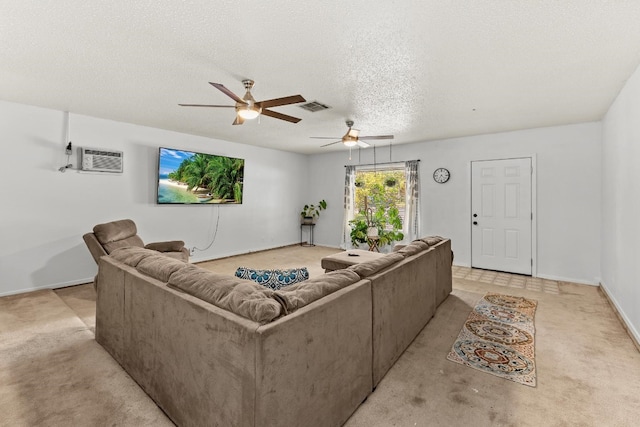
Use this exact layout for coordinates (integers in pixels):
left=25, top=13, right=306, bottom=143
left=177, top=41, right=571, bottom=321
left=469, top=155, right=538, bottom=277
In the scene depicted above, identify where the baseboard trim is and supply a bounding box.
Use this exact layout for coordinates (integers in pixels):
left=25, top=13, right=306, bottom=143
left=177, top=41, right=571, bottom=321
left=535, top=273, right=598, bottom=286
left=0, top=277, right=94, bottom=298
left=599, top=282, right=640, bottom=353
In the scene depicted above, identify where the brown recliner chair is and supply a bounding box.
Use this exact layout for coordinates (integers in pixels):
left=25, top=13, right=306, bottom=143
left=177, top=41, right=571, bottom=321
left=83, top=219, right=189, bottom=264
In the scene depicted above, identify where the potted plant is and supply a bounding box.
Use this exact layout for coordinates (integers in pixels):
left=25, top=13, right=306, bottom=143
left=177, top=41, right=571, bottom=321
left=300, top=199, right=327, bottom=224
left=348, top=215, right=369, bottom=246
left=349, top=206, right=404, bottom=249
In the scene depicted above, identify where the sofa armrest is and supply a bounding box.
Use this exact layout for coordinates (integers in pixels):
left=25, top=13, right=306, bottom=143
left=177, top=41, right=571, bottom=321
left=144, top=240, right=185, bottom=252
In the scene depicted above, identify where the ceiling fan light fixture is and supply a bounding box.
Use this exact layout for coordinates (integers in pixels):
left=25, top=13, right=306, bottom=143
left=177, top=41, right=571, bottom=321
left=237, top=105, right=262, bottom=120
left=343, top=138, right=358, bottom=147
left=181, top=80, right=304, bottom=125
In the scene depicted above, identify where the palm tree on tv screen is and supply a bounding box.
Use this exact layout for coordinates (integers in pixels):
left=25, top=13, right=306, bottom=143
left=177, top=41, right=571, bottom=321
left=206, top=156, right=244, bottom=201
left=182, top=154, right=211, bottom=192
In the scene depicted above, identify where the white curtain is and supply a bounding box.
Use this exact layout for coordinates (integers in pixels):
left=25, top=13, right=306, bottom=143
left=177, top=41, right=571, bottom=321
left=403, top=160, right=420, bottom=242
left=341, top=165, right=356, bottom=249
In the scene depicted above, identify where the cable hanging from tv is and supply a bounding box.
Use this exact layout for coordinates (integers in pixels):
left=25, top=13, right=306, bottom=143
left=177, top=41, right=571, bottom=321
left=190, top=205, right=221, bottom=255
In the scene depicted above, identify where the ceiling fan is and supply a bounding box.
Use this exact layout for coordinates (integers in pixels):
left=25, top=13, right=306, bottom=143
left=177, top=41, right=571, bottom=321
left=179, top=79, right=305, bottom=125
left=311, top=120, right=394, bottom=148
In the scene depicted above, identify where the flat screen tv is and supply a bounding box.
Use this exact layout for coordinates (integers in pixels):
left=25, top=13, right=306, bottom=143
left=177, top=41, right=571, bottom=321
left=157, top=147, right=244, bottom=204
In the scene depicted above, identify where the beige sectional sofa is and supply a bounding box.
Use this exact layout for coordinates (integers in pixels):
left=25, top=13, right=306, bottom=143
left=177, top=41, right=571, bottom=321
left=95, top=237, right=452, bottom=427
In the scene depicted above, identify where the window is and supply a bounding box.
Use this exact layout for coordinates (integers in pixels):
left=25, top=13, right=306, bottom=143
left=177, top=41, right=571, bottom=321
left=354, top=166, right=406, bottom=226
left=342, top=160, right=420, bottom=251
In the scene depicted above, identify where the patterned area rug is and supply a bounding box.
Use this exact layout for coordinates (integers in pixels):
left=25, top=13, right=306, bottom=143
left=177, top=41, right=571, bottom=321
left=447, top=292, right=538, bottom=387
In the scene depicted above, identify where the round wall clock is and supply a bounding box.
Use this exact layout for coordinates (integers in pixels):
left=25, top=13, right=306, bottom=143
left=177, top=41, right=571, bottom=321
left=433, top=168, right=450, bottom=183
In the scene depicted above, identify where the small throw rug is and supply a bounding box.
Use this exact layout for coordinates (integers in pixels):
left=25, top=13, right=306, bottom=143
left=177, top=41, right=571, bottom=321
left=447, top=292, right=538, bottom=387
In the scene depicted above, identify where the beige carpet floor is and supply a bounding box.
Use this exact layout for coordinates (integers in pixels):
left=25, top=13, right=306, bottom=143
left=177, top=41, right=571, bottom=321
left=0, top=289, right=173, bottom=426
left=2, top=245, right=639, bottom=426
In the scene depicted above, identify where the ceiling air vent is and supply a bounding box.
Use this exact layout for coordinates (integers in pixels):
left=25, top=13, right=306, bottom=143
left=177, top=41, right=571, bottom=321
left=298, top=101, right=331, bottom=112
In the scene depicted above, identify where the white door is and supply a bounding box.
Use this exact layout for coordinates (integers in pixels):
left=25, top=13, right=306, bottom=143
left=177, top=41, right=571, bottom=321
left=471, top=158, right=532, bottom=275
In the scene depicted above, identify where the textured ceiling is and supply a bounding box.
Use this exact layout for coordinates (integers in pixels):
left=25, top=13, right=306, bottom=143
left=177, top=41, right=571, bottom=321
left=2, top=1, right=640, bottom=154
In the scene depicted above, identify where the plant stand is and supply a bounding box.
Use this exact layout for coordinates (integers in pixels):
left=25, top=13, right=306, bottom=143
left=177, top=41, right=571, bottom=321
left=300, top=223, right=315, bottom=247
left=367, top=236, right=380, bottom=252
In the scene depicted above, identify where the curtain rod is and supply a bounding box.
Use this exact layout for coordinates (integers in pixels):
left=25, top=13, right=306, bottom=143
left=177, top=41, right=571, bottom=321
left=344, top=159, right=420, bottom=168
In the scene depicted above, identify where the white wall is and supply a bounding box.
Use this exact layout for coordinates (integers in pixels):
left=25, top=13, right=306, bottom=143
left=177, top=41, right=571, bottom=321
left=0, top=99, right=607, bottom=296
left=308, top=122, right=602, bottom=285
left=0, top=100, right=309, bottom=296
left=601, top=63, right=640, bottom=342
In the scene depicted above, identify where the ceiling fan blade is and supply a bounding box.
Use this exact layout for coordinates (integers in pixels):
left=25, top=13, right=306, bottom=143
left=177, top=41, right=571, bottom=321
left=347, top=128, right=360, bottom=138
left=209, top=82, right=245, bottom=104
left=310, top=136, right=341, bottom=139
left=178, top=104, right=235, bottom=108
left=261, top=109, right=301, bottom=123
left=357, top=140, right=370, bottom=148
left=320, top=140, right=342, bottom=147
left=232, top=115, right=245, bottom=126
left=258, top=95, right=306, bottom=109
left=358, top=135, right=394, bottom=140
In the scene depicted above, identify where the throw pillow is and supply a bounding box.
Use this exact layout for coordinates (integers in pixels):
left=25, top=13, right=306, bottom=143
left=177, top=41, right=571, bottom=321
left=235, top=267, right=309, bottom=291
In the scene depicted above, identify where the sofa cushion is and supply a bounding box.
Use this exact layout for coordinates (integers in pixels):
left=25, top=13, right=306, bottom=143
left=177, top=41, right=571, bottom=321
left=420, top=235, right=445, bottom=246
left=395, top=240, right=429, bottom=257
left=103, top=235, right=145, bottom=254
left=273, top=269, right=361, bottom=314
left=168, top=265, right=282, bottom=324
left=110, top=246, right=158, bottom=267
left=235, top=267, right=309, bottom=290
left=93, top=219, right=138, bottom=244
left=137, top=254, right=187, bottom=283
left=347, top=253, right=405, bottom=278
left=144, top=240, right=185, bottom=252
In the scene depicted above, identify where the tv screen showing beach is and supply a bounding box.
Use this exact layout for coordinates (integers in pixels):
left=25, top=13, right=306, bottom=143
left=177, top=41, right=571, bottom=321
left=157, top=147, right=244, bottom=204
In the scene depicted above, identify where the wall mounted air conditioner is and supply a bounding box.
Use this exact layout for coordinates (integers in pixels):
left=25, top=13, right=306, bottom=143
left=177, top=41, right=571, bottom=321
left=80, top=147, right=123, bottom=173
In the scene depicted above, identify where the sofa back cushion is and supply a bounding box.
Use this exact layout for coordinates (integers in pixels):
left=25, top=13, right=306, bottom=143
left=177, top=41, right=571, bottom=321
left=347, top=253, right=405, bottom=278
left=168, top=264, right=282, bottom=324
left=419, top=235, right=444, bottom=246
left=395, top=240, right=429, bottom=257
left=110, top=246, right=158, bottom=267
left=137, top=254, right=188, bottom=283
left=273, top=269, right=362, bottom=314
left=103, top=235, right=145, bottom=254
left=93, top=219, right=138, bottom=244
